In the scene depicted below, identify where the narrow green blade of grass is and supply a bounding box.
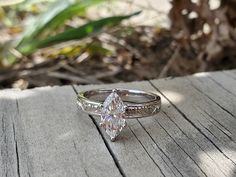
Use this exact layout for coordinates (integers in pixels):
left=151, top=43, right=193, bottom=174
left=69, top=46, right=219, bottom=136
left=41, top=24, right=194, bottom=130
left=18, top=11, right=141, bottom=55
left=17, top=0, right=104, bottom=47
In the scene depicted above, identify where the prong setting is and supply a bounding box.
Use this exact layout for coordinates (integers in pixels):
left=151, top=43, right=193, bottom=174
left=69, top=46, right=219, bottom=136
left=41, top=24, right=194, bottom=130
left=99, top=122, right=105, bottom=128
left=110, top=137, right=116, bottom=142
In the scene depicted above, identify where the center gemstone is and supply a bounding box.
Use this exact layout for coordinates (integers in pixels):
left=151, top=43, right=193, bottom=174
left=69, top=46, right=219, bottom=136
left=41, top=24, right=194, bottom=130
left=100, top=89, right=126, bottom=141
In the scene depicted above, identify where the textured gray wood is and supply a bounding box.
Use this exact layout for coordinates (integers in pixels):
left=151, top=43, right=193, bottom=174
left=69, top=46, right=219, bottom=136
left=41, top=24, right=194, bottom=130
left=75, top=78, right=236, bottom=177
left=208, top=70, right=236, bottom=97
left=75, top=82, right=181, bottom=177
left=150, top=71, right=236, bottom=177
left=0, top=89, right=19, bottom=177
left=187, top=72, right=236, bottom=118
left=151, top=75, right=236, bottom=162
left=0, top=69, right=236, bottom=177
left=1, top=86, right=122, bottom=177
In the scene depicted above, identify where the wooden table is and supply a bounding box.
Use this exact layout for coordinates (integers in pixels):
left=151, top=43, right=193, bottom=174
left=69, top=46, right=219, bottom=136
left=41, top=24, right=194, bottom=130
left=1, top=70, right=236, bottom=177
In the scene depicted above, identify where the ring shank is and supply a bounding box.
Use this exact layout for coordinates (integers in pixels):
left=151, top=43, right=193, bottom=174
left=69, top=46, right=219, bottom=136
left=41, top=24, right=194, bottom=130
left=77, top=89, right=161, bottom=119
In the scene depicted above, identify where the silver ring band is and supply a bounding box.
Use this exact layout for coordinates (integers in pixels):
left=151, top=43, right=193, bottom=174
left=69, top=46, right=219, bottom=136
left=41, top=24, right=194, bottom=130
left=77, top=89, right=161, bottom=119
left=77, top=88, right=161, bottom=141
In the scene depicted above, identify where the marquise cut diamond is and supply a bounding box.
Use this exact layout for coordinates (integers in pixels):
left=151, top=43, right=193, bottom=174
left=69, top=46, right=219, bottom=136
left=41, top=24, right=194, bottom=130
left=100, top=89, right=126, bottom=141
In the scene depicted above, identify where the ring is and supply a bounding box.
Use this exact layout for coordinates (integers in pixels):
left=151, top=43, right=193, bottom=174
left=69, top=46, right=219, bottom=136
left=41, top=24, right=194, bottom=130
left=77, top=89, right=161, bottom=141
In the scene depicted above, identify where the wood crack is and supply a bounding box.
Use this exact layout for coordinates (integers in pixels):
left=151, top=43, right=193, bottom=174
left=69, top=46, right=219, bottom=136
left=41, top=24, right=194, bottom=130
left=89, top=115, right=126, bottom=177
left=196, top=119, right=236, bottom=162
left=136, top=120, right=184, bottom=177
left=71, top=85, right=126, bottom=177
left=13, top=121, right=20, bottom=177
left=128, top=125, right=166, bottom=177
left=71, top=84, right=78, bottom=95
left=162, top=110, right=228, bottom=177
left=223, top=71, right=236, bottom=81
left=198, top=108, right=234, bottom=142
left=197, top=120, right=222, bottom=142
left=189, top=81, right=236, bottom=119
left=72, top=141, right=90, bottom=177
left=1, top=114, right=8, bottom=177
left=154, top=116, right=208, bottom=177
left=15, top=98, right=32, bottom=177
left=149, top=80, right=236, bottom=166
left=72, top=84, right=127, bottom=177
left=14, top=99, right=21, bottom=177
left=208, top=76, right=236, bottom=97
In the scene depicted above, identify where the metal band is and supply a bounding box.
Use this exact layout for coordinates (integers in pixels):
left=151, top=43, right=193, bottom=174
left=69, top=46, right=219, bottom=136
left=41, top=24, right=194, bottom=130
left=77, top=89, right=161, bottom=119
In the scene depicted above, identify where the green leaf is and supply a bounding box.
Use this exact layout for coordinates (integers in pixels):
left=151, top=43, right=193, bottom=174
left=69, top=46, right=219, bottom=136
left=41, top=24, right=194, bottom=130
left=18, top=11, right=141, bottom=55
left=17, top=0, right=104, bottom=47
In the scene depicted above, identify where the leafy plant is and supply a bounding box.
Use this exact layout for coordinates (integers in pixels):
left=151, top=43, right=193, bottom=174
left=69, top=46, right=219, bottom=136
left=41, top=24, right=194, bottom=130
left=17, top=11, right=141, bottom=55
left=0, top=0, right=141, bottom=67
left=15, top=0, right=141, bottom=55
left=16, top=0, right=105, bottom=51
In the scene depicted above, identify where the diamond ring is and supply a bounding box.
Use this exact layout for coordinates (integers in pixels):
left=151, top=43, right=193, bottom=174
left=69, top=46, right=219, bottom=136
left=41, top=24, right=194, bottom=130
left=77, top=89, right=161, bottom=141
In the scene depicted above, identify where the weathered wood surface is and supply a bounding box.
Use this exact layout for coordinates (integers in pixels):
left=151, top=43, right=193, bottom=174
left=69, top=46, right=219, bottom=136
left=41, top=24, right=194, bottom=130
left=0, top=70, right=236, bottom=177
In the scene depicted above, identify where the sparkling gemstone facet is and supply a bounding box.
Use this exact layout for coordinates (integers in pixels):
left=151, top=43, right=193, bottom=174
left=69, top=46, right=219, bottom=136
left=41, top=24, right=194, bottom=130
left=100, top=89, right=126, bottom=141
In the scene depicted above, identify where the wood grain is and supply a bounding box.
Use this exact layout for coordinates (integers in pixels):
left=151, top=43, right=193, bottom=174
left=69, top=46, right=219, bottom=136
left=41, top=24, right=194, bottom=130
left=0, top=89, right=19, bottom=177
left=0, top=70, right=236, bottom=177
left=150, top=72, right=236, bottom=176
left=4, top=86, right=122, bottom=177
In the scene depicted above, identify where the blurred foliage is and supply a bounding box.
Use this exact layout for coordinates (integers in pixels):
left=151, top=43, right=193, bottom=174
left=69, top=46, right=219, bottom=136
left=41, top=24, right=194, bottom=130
left=2, top=0, right=235, bottom=89
left=16, top=0, right=105, bottom=53
left=0, top=0, right=140, bottom=66
left=17, top=11, right=140, bottom=55
left=167, top=0, right=236, bottom=75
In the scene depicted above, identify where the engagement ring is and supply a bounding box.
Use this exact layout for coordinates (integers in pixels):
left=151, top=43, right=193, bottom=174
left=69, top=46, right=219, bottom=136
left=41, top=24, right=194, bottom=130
left=77, top=89, right=161, bottom=141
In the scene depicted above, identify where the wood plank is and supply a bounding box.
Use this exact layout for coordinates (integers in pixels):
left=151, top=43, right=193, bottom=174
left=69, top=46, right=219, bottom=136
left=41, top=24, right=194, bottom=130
left=150, top=74, right=236, bottom=176
left=126, top=83, right=230, bottom=177
left=1, top=69, right=236, bottom=177
left=145, top=85, right=235, bottom=177
left=13, top=86, right=122, bottom=177
left=0, top=89, right=19, bottom=177
left=207, top=70, right=236, bottom=97
left=75, top=83, right=169, bottom=177
left=187, top=73, right=236, bottom=129
left=223, top=70, right=236, bottom=80
left=75, top=81, right=231, bottom=177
